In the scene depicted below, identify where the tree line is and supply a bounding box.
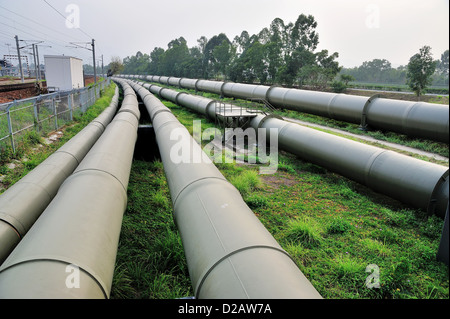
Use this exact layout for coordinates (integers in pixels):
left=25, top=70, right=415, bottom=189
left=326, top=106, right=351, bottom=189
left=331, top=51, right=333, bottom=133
left=340, top=49, right=449, bottom=88
left=111, top=14, right=448, bottom=96
left=119, top=14, right=342, bottom=90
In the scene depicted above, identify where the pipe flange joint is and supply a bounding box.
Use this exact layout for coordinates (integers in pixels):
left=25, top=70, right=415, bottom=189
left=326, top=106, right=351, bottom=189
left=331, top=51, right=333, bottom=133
left=360, top=94, right=382, bottom=130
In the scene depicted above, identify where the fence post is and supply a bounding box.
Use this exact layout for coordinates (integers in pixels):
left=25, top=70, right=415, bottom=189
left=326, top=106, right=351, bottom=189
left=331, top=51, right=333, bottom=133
left=33, top=100, right=39, bottom=133
left=53, top=96, right=58, bottom=130
left=68, top=92, right=73, bottom=121
left=6, top=109, right=15, bottom=153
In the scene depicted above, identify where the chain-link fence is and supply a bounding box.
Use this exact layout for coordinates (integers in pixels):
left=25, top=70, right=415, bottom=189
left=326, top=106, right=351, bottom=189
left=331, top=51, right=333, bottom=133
left=0, top=79, right=111, bottom=154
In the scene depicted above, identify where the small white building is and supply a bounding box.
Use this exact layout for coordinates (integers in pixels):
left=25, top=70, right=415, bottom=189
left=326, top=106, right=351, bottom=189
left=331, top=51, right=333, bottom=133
left=44, top=55, right=84, bottom=91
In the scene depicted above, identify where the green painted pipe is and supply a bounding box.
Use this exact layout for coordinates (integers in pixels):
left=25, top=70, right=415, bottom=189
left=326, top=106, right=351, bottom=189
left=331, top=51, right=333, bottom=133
left=0, top=86, right=119, bottom=264
left=0, top=80, right=139, bottom=298
left=127, top=79, right=322, bottom=299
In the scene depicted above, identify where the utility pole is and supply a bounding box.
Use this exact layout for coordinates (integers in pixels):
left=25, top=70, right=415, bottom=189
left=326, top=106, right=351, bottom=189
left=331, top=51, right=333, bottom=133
left=35, top=44, right=51, bottom=82
left=101, top=54, right=104, bottom=78
left=32, top=44, right=38, bottom=81
left=14, top=35, right=24, bottom=83
left=91, top=39, right=97, bottom=85
left=69, top=39, right=97, bottom=85
left=35, top=45, right=41, bottom=82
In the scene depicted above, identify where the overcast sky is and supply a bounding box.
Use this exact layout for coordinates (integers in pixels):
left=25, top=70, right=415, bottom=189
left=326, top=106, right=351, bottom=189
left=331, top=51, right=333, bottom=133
left=0, top=0, right=449, bottom=69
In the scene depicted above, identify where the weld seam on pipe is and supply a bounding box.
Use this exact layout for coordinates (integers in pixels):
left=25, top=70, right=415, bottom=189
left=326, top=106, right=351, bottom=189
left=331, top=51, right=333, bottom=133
left=150, top=108, right=173, bottom=122
left=195, top=245, right=296, bottom=298
left=219, top=81, right=228, bottom=97
left=108, top=115, right=140, bottom=129
left=363, top=149, right=388, bottom=187
left=428, top=171, right=449, bottom=216
left=0, top=213, right=25, bottom=238
left=400, top=102, right=418, bottom=137
left=175, top=91, right=187, bottom=105
left=0, top=256, right=109, bottom=298
left=204, top=100, right=217, bottom=120
left=151, top=116, right=181, bottom=135
left=51, top=150, right=82, bottom=166
left=0, top=181, right=54, bottom=237
left=194, top=79, right=200, bottom=91
left=326, top=93, right=342, bottom=119
left=360, top=95, right=378, bottom=127
left=71, top=167, right=129, bottom=193
left=171, top=176, right=232, bottom=207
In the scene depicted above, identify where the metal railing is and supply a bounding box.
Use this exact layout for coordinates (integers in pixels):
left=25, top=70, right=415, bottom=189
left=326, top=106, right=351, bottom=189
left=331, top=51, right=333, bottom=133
left=0, top=79, right=111, bottom=154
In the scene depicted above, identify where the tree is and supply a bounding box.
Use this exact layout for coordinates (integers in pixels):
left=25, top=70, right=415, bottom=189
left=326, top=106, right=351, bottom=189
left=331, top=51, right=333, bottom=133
left=159, top=37, right=191, bottom=76
left=212, top=39, right=234, bottom=79
left=340, top=74, right=355, bottom=85
left=122, top=51, right=150, bottom=75
left=406, top=46, right=437, bottom=97
left=203, top=33, right=232, bottom=78
left=107, top=56, right=124, bottom=76
left=436, top=49, right=449, bottom=76
left=148, top=47, right=165, bottom=75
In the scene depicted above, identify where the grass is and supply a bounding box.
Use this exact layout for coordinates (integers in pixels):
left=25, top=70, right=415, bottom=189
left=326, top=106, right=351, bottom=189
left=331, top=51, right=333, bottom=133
left=110, top=160, right=193, bottom=299
left=117, top=95, right=448, bottom=299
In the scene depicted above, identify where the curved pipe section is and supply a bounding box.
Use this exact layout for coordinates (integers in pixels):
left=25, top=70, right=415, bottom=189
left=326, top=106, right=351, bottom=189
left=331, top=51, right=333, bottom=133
left=128, top=74, right=449, bottom=143
left=0, top=86, right=119, bottom=264
left=127, top=79, right=321, bottom=299
left=130, top=79, right=449, bottom=218
left=0, top=79, right=139, bottom=298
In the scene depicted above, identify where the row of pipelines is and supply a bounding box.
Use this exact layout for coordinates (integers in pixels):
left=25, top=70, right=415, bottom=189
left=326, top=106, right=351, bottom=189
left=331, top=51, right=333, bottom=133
left=125, top=74, right=449, bottom=144
left=0, top=78, right=323, bottom=298
left=119, top=75, right=449, bottom=220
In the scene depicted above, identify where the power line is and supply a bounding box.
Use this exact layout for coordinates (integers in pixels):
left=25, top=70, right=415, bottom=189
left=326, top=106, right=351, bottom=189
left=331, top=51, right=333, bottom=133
left=1, top=3, right=102, bottom=68
left=0, top=4, right=86, bottom=43
left=0, top=20, right=94, bottom=64
left=42, top=0, right=94, bottom=40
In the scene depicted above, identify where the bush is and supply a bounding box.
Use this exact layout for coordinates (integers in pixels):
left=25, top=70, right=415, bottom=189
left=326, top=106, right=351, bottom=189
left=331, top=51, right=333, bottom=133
left=331, top=80, right=347, bottom=93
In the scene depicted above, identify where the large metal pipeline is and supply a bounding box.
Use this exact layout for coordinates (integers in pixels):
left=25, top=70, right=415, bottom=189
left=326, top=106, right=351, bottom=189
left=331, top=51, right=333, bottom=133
left=130, top=79, right=449, bottom=219
left=0, top=86, right=119, bottom=265
left=126, top=79, right=321, bottom=299
left=123, top=74, right=449, bottom=144
left=0, top=79, right=139, bottom=298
